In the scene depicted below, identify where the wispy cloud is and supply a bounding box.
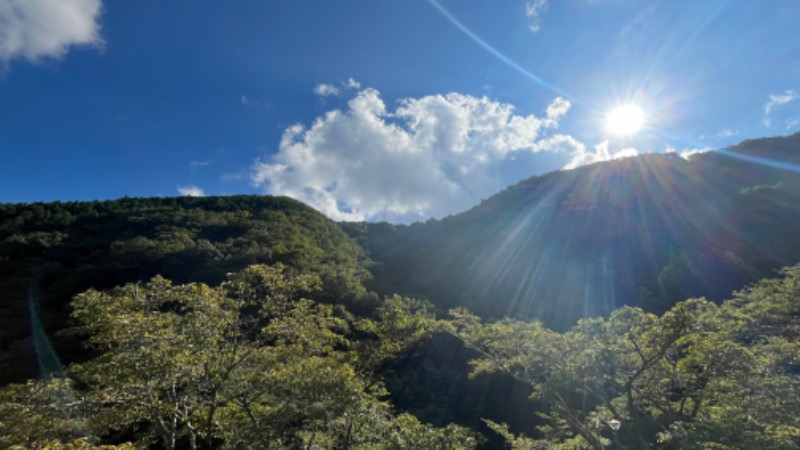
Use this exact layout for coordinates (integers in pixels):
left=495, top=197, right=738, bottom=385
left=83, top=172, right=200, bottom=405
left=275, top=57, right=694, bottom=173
left=313, top=83, right=340, bottom=97
left=251, top=85, right=579, bottom=222
left=0, top=0, right=104, bottom=64
left=221, top=172, right=246, bottom=183
left=763, top=90, right=799, bottom=126
left=241, top=95, right=271, bottom=108
left=177, top=185, right=205, bottom=197
left=715, top=128, right=736, bottom=139
left=190, top=160, right=212, bottom=168
left=525, top=0, right=548, bottom=33
left=314, top=79, right=361, bottom=97
left=699, top=128, right=737, bottom=141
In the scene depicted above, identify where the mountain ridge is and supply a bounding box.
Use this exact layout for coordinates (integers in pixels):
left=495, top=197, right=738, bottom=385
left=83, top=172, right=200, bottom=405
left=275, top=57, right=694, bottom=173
left=345, top=132, right=800, bottom=329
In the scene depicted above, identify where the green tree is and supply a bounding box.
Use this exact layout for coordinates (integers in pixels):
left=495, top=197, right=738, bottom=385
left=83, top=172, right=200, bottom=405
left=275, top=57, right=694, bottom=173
left=450, top=264, right=800, bottom=449
left=3, top=264, right=478, bottom=449
left=0, top=379, right=79, bottom=448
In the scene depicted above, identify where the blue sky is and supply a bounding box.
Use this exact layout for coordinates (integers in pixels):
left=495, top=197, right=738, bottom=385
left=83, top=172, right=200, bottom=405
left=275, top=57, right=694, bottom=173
left=2, top=0, right=800, bottom=222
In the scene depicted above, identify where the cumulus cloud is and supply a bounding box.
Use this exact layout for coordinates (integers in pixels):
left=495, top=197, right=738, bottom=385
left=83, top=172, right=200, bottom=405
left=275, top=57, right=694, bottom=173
left=763, top=90, right=798, bottom=126
left=544, top=97, right=570, bottom=126
left=345, top=78, right=361, bottom=89
left=525, top=0, right=548, bottom=33
left=251, top=86, right=578, bottom=222
left=525, top=134, right=579, bottom=155
left=0, top=0, right=104, bottom=63
left=563, top=140, right=638, bottom=170
left=313, top=83, right=340, bottom=97
left=177, top=185, right=205, bottom=197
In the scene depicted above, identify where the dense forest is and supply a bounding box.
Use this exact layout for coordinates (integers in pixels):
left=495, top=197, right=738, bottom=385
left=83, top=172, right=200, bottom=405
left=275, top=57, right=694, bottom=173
left=1, top=133, right=799, bottom=448
left=0, top=196, right=373, bottom=385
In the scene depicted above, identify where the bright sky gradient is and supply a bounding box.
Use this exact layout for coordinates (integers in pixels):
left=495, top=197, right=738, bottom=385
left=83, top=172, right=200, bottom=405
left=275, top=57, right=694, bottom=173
left=2, top=0, right=800, bottom=222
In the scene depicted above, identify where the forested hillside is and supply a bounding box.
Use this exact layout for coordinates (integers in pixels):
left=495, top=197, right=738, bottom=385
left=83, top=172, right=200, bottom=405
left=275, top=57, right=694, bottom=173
left=1, top=133, right=799, bottom=448
left=0, top=196, right=484, bottom=447
left=341, top=133, right=800, bottom=445
left=345, top=132, right=800, bottom=329
left=0, top=196, right=373, bottom=384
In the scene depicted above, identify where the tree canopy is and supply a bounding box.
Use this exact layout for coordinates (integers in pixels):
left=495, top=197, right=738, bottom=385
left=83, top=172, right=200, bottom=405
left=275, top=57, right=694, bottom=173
left=1, top=264, right=478, bottom=449
left=450, top=265, right=800, bottom=449
left=0, top=195, right=374, bottom=385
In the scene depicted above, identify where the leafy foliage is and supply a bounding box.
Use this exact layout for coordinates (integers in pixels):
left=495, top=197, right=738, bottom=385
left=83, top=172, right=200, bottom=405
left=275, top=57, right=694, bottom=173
left=0, top=195, right=373, bottom=384
left=1, top=264, right=478, bottom=449
left=0, top=379, right=80, bottom=448
left=450, top=265, right=800, bottom=449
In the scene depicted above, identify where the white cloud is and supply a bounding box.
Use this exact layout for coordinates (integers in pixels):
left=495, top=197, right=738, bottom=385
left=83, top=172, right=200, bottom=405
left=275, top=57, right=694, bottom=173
left=0, top=0, right=104, bottom=63
left=525, top=0, right=548, bottom=33
left=177, top=185, right=205, bottom=197
left=764, top=90, right=798, bottom=115
left=679, top=148, right=709, bottom=160
left=563, top=140, right=639, bottom=170
left=666, top=146, right=710, bottom=160
left=613, top=147, right=639, bottom=159
left=190, top=160, right=211, bottom=168
left=763, top=90, right=799, bottom=126
left=530, top=134, right=585, bottom=154
left=544, top=96, right=570, bottom=126
left=313, top=83, right=340, bottom=97
left=345, top=78, right=361, bottom=89
left=251, top=86, right=578, bottom=222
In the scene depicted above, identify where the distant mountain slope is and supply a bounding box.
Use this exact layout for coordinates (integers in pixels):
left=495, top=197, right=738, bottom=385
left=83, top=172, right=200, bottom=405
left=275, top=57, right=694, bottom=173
left=0, top=195, right=372, bottom=384
left=345, top=132, right=800, bottom=329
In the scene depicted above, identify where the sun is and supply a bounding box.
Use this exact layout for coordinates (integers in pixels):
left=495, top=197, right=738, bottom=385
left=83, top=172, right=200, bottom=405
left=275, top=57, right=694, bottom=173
left=605, top=104, right=645, bottom=136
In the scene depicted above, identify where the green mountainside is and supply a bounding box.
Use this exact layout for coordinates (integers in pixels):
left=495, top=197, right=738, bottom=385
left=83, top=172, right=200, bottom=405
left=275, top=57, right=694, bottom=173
left=0, top=133, right=799, bottom=448
left=0, top=195, right=373, bottom=384
left=346, top=132, right=800, bottom=329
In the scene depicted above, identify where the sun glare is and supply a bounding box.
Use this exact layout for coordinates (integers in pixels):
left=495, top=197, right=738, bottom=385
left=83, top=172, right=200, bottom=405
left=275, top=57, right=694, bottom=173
left=605, top=104, right=645, bottom=136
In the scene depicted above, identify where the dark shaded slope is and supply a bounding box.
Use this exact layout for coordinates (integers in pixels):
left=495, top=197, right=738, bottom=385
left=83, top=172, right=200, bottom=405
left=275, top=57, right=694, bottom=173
left=346, top=132, right=800, bottom=329
left=0, top=195, right=372, bottom=384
